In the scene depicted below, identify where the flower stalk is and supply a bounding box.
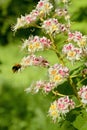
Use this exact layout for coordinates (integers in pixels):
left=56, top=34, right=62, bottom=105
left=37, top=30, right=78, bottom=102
left=68, top=76, right=80, bottom=101
left=49, top=33, right=65, bottom=65
left=12, top=0, right=87, bottom=123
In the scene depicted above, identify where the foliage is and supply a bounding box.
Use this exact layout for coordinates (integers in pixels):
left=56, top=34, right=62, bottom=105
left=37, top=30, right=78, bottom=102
left=1, top=83, right=87, bottom=130
left=11, top=0, right=87, bottom=129
left=0, top=0, right=39, bottom=45
left=0, top=0, right=87, bottom=45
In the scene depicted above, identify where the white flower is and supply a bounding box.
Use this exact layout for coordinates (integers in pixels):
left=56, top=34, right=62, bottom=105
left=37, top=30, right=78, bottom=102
left=22, top=36, right=51, bottom=53
left=78, top=85, right=87, bottom=104
left=25, top=80, right=55, bottom=94
left=21, top=55, right=50, bottom=68
left=48, top=64, right=69, bottom=85
left=13, top=10, right=39, bottom=31
left=48, top=96, right=75, bottom=122
left=62, top=43, right=82, bottom=62
left=36, top=0, right=53, bottom=16
left=42, top=18, right=59, bottom=34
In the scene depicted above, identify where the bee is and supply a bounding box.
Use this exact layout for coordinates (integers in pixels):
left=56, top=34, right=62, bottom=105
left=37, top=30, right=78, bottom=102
left=12, top=64, right=22, bottom=73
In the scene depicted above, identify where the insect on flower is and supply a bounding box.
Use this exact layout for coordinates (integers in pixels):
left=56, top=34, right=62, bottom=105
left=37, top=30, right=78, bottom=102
left=12, top=64, right=22, bottom=73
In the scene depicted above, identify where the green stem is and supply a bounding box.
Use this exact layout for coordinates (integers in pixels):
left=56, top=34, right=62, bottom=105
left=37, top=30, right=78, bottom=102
left=55, top=49, right=65, bottom=65
left=48, top=34, right=82, bottom=103
left=32, top=23, right=42, bottom=29
left=49, top=33, right=65, bottom=65
left=50, top=0, right=56, bottom=10
left=70, top=73, right=81, bottom=78
left=68, top=76, right=81, bottom=102
left=52, top=90, right=66, bottom=97
left=76, top=103, right=83, bottom=108
left=77, top=77, right=87, bottom=86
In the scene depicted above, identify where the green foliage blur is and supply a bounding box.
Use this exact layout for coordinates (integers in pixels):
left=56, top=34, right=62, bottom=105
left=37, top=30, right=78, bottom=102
left=0, top=0, right=39, bottom=45
left=0, top=0, right=87, bottom=130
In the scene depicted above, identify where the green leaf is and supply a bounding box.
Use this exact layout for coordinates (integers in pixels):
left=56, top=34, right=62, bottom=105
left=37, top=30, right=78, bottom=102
left=56, top=81, right=74, bottom=95
left=66, top=108, right=82, bottom=122
left=80, top=123, right=87, bottom=130
left=73, top=109, right=87, bottom=130
left=59, top=121, right=78, bottom=130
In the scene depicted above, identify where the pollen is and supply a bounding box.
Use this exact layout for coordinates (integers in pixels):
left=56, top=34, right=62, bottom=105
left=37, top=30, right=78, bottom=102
left=51, top=111, right=58, bottom=116
left=34, top=42, right=40, bottom=48
left=45, top=4, right=49, bottom=9
left=29, top=44, right=34, bottom=49
left=68, top=51, right=76, bottom=57
left=51, top=70, right=57, bottom=75
left=54, top=74, right=62, bottom=81
left=39, top=10, right=44, bottom=15
left=79, top=40, right=86, bottom=46
left=52, top=25, right=57, bottom=30
left=50, top=104, right=56, bottom=110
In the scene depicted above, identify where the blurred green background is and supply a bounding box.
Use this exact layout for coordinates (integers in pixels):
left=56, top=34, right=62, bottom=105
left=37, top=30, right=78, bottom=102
left=0, top=0, right=87, bottom=130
